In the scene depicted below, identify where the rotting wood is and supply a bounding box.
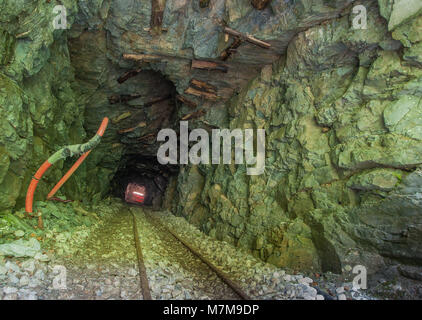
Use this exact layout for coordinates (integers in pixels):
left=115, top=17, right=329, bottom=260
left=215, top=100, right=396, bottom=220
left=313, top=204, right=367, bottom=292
left=181, top=109, right=206, bottom=121
left=117, top=68, right=142, bottom=84
left=220, top=37, right=242, bottom=61
left=138, top=133, right=156, bottom=141
left=176, top=95, right=197, bottom=108
left=191, top=60, right=228, bottom=73
left=150, top=0, right=166, bottom=32
left=190, top=79, right=217, bottom=94
left=112, top=111, right=132, bottom=124
left=109, top=94, right=142, bottom=104
left=15, top=31, right=30, bottom=39
left=251, top=0, right=271, bottom=10
left=118, top=122, right=147, bottom=134
left=123, top=53, right=162, bottom=62
left=223, top=27, right=271, bottom=49
left=185, top=87, right=218, bottom=101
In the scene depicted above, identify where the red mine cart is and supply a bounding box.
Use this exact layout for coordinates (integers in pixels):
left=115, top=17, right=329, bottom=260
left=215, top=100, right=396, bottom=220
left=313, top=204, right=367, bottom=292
left=125, top=183, right=146, bottom=204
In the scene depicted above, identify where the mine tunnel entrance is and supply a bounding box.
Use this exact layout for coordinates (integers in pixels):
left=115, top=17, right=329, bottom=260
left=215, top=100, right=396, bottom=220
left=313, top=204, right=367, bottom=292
left=110, top=155, right=177, bottom=209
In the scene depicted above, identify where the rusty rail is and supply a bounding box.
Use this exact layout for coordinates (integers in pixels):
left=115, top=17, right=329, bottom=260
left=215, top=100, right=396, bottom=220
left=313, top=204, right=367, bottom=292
left=145, top=212, right=252, bottom=300
left=131, top=212, right=152, bottom=300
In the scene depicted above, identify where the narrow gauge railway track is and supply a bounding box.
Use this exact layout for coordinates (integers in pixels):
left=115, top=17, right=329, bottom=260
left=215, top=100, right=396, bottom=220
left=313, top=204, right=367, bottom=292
left=130, top=208, right=252, bottom=300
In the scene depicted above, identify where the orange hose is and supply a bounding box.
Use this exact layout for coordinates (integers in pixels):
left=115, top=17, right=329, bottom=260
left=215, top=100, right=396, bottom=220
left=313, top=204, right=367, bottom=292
left=47, top=151, right=91, bottom=200
left=97, top=118, right=109, bottom=137
left=25, top=117, right=109, bottom=214
left=25, top=161, right=52, bottom=213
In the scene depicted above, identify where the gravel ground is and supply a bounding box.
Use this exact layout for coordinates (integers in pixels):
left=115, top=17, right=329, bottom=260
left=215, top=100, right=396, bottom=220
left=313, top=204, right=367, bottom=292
left=0, top=204, right=373, bottom=300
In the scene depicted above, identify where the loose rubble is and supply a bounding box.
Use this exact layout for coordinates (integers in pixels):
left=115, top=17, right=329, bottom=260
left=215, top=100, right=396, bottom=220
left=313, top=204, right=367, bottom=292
left=1, top=204, right=374, bottom=300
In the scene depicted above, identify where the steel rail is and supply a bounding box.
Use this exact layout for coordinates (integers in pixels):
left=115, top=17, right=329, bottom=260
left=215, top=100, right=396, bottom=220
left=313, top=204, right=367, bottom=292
left=131, top=211, right=152, bottom=300
left=144, top=211, right=252, bottom=300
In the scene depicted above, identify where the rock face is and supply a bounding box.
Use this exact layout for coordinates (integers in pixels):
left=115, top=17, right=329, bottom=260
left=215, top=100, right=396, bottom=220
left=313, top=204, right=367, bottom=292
left=169, top=1, right=422, bottom=273
left=1, top=0, right=422, bottom=274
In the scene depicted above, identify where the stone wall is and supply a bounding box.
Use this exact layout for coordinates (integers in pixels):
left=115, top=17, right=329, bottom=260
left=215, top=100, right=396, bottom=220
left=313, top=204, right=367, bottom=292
left=172, top=0, right=422, bottom=273
left=0, top=0, right=90, bottom=211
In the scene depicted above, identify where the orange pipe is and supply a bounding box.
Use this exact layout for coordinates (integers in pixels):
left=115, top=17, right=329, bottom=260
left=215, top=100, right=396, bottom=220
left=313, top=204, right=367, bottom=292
left=25, top=161, right=52, bottom=213
left=47, top=118, right=109, bottom=199
left=25, top=117, right=109, bottom=214
left=47, top=151, right=91, bottom=200
left=96, top=118, right=109, bottom=137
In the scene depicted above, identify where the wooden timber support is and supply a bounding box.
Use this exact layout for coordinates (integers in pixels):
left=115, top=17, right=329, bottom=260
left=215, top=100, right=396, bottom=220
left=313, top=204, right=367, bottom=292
left=117, top=68, right=142, bottom=84
left=191, top=60, right=228, bottom=73
left=190, top=79, right=217, bottom=94
left=181, top=109, right=206, bottom=121
left=223, top=27, right=271, bottom=49
left=151, top=0, right=166, bottom=33
left=118, top=122, right=146, bottom=134
left=185, top=79, right=218, bottom=101
left=123, top=53, right=162, bottom=62
left=185, top=87, right=218, bottom=101
left=220, top=37, right=242, bottom=61
left=251, top=0, right=271, bottom=10
left=176, top=95, right=197, bottom=108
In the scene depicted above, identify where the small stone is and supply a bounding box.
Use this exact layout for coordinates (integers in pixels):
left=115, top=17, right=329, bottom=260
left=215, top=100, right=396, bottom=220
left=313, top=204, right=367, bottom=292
left=34, top=270, right=45, bottom=281
left=283, top=275, right=292, bottom=282
left=34, top=253, right=49, bottom=262
left=28, top=278, right=40, bottom=288
left=0, top=265, right=7, bottom=275
left=336, top=287, right=345, bottom=294
left=127, top=268, right=137, bottom=277
left=14, top=230, right=25, bottom=238
left=21, top=260, right=36, bottom=274
left=5, top=261, right=20, bottom=273
left=298, top=277, right=313, bottom=285
left=19, top=275, right=30, bottom=287
left=338, top=294, right=347, bottom=300
left=9, top=274, right=19, bottom=285
left=3, top=286, right=18, bottom=294
left=316, top=294, right=325, bottom=300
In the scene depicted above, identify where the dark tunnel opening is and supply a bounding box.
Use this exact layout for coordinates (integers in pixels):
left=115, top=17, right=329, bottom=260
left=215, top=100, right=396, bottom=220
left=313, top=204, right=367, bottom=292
left=110, top=155, right=178, bottom=209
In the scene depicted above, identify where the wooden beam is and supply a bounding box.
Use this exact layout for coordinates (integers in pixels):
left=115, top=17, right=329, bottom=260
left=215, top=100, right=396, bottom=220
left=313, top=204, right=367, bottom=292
left=117, top=68, right=142, bottom=84
left=181, top=109, right=206, bottom=121
left=251, top=0, right=271, bottom=10
left=223, top=27, right=271, bottom=49
left=118, top=122, right=147, bottom=134
left=151, top=0, right=166, bottom=32
left=185, top=87, right=218, bottom=101
left=220, top=37, right=242, bottom=61
left=144, top=94, right=172, bottom=107
left=123, top=53, right=162, bottom=62
left=176, top=95, right=197, bottom=108
left=191, top=60, right=228, bottom=73
left=190, top=79, right=217, bottom=94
